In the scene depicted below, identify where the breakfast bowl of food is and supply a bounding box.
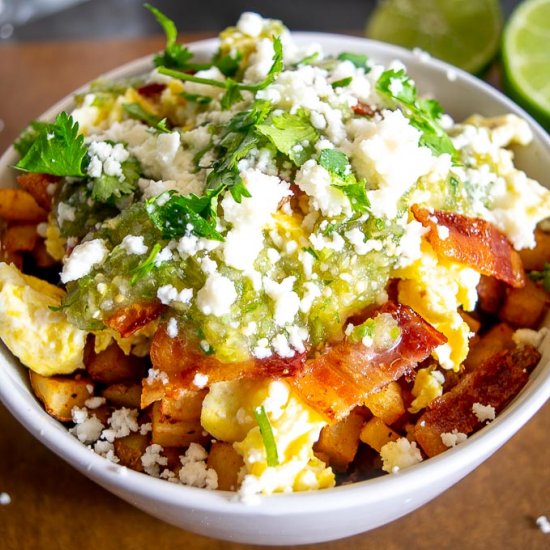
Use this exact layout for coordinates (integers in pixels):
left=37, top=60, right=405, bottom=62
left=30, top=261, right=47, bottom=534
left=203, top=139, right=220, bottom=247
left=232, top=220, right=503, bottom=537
left=1, top=6, right=549, bottom=546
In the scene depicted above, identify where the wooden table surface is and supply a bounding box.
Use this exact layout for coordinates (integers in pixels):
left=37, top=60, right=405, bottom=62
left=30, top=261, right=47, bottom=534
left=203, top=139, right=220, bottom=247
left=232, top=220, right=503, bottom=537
left=0, top=35, right=549, bottom=550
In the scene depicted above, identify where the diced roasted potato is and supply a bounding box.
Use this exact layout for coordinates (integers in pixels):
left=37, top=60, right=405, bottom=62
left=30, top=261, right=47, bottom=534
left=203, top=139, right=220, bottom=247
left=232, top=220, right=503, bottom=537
left=102, top=383, right=142, bottom=409
left=29, top=371, right=91, bottom=422
left=0, top=189, right=47, bottom=223
left=363, top=381, right=405, bottom=425
left=518, top=228, right=550, bottom=271
left=314, top=410, right=364, bottom=472
left=207, top=441, right=244, bottom=491
left=105, top=301, right=164, bottom=338
left=86, top=343, right=145, bottom=384
left=458, top=309, right=481, bottom=335
left=114, top=432, right=149, bottom=471
left=160, top=389, right=207, bottom=421
left=499, top=278, right=548, bottom=328
left=463, top=323, right=515, bottom=371
left=476, top=275, right=505, bottom=315
left=415, top=345, right=541, bottom=457
left=16, top=173, right=58, bottom=211
left=359, top=417, right=400, bottom=452
left=151, top=401, right=208, bottom=447
left=3, top=224, right=38, bottom=253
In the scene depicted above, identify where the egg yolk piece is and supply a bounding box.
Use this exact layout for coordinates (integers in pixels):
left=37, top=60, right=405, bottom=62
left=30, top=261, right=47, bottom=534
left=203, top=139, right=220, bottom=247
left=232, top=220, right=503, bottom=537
left=0, top=262, right=87, bottom=376
left=394, top=241, right=480, bottom=371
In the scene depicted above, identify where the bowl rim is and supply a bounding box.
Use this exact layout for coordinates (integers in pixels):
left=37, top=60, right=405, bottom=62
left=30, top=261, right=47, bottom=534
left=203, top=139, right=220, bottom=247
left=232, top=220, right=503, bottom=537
left=1, top=32, right=550, bottom=517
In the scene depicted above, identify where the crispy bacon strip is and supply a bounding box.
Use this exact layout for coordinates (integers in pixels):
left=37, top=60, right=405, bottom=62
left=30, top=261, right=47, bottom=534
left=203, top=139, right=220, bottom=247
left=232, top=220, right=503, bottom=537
left=415, top=345, right=541, bottom=457
left=137, top=83, right=166, bottom=98
left=105, top=301, right=165, bottom=338
left=144, top=326, right=306, bottom=405
left=17, top=173, right=60, bottom=211
left=352, top=101, right=376, bottom=117
left=290, top=302, right=447, bottom=421
left=411, top=205, right=526, bottom=288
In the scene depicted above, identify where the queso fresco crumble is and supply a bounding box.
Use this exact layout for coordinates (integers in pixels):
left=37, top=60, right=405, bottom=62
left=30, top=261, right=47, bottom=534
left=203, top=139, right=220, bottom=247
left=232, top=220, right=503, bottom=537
left=0, top=6, right=549, bottom=500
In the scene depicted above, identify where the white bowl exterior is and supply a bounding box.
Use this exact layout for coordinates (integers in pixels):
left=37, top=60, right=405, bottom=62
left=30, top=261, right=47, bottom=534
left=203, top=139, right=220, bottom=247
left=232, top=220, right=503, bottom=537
left=1, top=33, right=550, bottom=545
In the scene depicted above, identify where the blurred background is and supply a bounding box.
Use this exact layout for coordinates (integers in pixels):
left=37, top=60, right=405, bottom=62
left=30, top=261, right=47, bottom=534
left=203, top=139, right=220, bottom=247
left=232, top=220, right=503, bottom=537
left=0, top=0, right=523, bottom=41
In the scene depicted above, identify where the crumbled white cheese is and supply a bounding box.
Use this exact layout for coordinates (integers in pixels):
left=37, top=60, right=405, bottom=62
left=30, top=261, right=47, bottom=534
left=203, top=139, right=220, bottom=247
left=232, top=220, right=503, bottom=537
left=196, top=273, right=237, bottom=317
left=193, top=373, right=209, bottom=389
left=157, top=284, right=193, bottom=306
left=536, top=515, right=550, bottom=535
left=380, top=438, right=423, bottom=473
left=120, top=235, right=148, bottom=255
left=440, top=429, right=468, bottom=448
left=166, top=317, right=178, bottom=338
left=0, top=492, right=11, bottom=505
left=295, top=159, right=350, bottom=217
left=513, top=327, right=548, bottom=349
left=221, top=169, right=291, bottom=272
left=84, top=396, right=106, bottom=409
left=263, top=276, right=301, bottom=326
left=61, top=239, right=109, bottom=283
left=141, top=444, right=168, bottom=477
left=472, top=402, right=496, bottom=423
left=101, top=408, right=139, bottom=443
left=69, top=406, right=104, bottom=444
left=237, top=12, right=264, bottom=37
left=146, top=368, right=169, bottom=386
left=57, top=202, right=76, bottom=224
left=178, top=443, right=218, bottom=489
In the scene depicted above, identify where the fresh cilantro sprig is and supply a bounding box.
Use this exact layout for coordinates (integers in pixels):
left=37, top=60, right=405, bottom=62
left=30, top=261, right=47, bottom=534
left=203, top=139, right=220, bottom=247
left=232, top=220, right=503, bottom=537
left=529, top=263, right=550, bottom=292
left=337, top=52, right=370, bottom=71
left=253, top=405, right=279, bottom=467
left=145, top=3, right=207, bottom=71
left=123, top=102, right=170, bottom=133
left=146, top=189, right=224, bottom=241
left=157, top=36, right=283, bottom=110
left=130, top=243, right=162, bottom=285
left=331, top=76, right=353, bottom=89
left=319, top=149, right=370, bottom=213
left=376, top=69, right=459, bottom=161
left=256, top=109, right=318, bottom=166
left=15, top=112, right=87, bottom=177
left=91, top=156, right=141, bottom=203
left=205, top=99, right=272, bottom=201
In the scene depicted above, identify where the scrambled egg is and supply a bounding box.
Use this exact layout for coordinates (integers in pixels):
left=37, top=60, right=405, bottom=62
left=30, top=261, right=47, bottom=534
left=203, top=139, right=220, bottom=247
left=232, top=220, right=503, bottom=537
left=0, top=263, right=87, bottom=376
left=395, top=240, right=480, bottom=371
left=201, top=378, right=335, bottom=495
left=408, top=367, right=445, bottom=413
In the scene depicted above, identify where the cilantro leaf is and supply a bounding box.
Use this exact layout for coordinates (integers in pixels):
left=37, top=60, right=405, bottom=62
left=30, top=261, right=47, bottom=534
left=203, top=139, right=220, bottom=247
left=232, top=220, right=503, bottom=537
left=331, top=76, right=353, bottom=89
left=90, top=156, right=141, bottom=203
left=376, top=69, right=459, bottom=161
left=145, top=190, right=224, bottom=241
left=14, top=120, right=49, bottom=157
left=157, top=36, right=283, bottom=110
left=123, top=102, right=170, bottom=133
left=15, top=112, right=87, bottom=177
left=212, top=50, right=242, bottom=77
left=319, top=148, right=370, bottom=213
left=180, top=92, right=212, bottom=105
left=253, top=405, right=279, bottom=467
left=145, top=3, right=194, bottom=70
left=257, top=110, right=318, bottom=166
left=130, top=243, right=161, bottom=285
left=319, top=149, right=348, bottom=177
left=337, top=52, right=370, bottom=70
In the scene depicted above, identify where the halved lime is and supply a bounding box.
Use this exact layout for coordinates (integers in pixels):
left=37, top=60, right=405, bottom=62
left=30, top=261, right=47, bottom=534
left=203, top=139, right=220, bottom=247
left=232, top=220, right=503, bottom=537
left=365, top=0, right=503, bottom=74
left=502, top=0, right=550, bottom=130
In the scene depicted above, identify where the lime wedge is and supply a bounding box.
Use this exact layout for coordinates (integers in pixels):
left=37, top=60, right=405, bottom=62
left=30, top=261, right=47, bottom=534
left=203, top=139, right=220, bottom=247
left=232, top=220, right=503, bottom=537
left=502, top=0, right=550, bottom=130
left=365, top=0, right=503, bottom=74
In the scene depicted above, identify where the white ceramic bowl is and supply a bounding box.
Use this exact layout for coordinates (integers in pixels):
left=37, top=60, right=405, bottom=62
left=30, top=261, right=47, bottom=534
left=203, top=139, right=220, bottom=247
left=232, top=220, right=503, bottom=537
left=1, top=33, right=550, bottom=546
